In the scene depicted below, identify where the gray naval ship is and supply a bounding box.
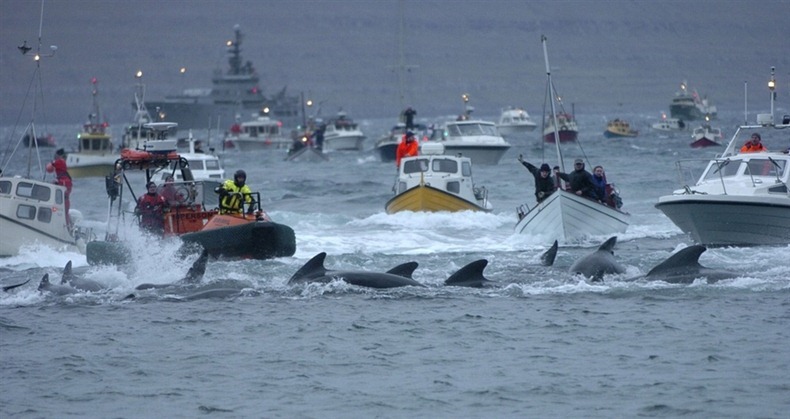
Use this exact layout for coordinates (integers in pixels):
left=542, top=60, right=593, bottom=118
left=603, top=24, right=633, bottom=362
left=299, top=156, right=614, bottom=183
left=144, top=25, right=301, bottom=132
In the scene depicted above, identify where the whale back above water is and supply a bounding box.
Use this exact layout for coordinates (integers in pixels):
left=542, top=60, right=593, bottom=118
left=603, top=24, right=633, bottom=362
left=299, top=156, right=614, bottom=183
left=288, top=252, right=424, bottom=288
left=642, top=245, right=738, bottom=284
left=569, top=236, right=625, bottom=282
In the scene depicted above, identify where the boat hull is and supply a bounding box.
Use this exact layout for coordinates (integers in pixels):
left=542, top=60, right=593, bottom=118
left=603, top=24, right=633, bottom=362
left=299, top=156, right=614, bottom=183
left=385, top=184, right=489, bottom=214
left=655, top=194, right=790, bottom=246
left=231, top=138, right=291, bottom=151
left=543, top=129, right=577, bottom=143
left=181, top=220, right=296, bottom=259
left=285, top=146, right=328, bottom=162
left=376, top=141, right=397, bottom=162
left=441, top=144, right=511, bottom=165
left=515, top=190, right=629, bottom=243
left=66, top=159, right=117, bottom=178
left=323, top=135, right=366, bottom=151
left=689, top=138, right=721, bottom=148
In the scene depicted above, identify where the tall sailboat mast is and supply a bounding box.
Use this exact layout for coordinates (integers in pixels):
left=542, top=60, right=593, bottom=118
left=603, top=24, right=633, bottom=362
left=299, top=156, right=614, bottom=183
left=542, top=35, right=565, bottom=172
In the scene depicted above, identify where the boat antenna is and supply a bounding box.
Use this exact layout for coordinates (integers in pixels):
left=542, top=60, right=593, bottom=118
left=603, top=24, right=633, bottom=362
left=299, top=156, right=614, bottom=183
left=542, top=35, right=565, bottom=173
left=743, top=80, right=748, bottom=125
left=768, top=66, right=776, bottom=121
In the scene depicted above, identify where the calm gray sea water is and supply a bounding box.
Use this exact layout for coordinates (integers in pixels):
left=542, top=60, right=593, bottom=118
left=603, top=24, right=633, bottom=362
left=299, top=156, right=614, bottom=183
left=2, top=111, right=789, bottom=418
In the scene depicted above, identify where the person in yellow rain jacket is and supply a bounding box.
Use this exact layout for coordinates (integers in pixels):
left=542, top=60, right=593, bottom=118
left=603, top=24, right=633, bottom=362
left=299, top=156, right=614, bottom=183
left=215, top=169, right=254, bottom=214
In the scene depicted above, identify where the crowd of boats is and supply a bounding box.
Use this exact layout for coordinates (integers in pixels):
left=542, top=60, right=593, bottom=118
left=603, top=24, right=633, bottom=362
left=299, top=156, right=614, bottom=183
left=2, top=23, right=789, bottom=267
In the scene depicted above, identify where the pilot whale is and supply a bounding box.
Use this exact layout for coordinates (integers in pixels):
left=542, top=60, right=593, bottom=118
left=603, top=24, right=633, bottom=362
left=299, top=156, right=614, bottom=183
left=288, top=252, right=424, bottom=289
left=569, top=236, right=625, bottom=282
left=444, top=259, right=496, bottom=288
left=630, top=245, right=739, bottom=284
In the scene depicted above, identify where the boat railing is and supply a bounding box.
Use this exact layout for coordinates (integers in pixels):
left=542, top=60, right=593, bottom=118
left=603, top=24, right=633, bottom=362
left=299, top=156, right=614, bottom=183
left=672, top=158, right=719, bottom=191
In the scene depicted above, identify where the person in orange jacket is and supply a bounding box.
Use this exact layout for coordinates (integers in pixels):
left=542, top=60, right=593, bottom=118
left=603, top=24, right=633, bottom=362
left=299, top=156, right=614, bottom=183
left=395, top=130, right=419, bottom=167
left=740, top=132, right=767, bottom=153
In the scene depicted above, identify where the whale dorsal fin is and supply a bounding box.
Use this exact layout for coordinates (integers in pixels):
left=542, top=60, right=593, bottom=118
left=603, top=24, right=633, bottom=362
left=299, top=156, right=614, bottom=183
left=61, top=260, right=74, bottom=284
left=386, top=262, right=419, bottom=279
left=646, top=245, right=706, bottom=277
left=445, top=259, right=493, bottom=288
left=38, top=273, right=51, bottom=291
left=598, top=236, right=618, bottom=253
left=288, top=252, right=328, bottom=284
left=541, top=240, right=559, bottom=266
left=3, top=278, right=32, bottom=292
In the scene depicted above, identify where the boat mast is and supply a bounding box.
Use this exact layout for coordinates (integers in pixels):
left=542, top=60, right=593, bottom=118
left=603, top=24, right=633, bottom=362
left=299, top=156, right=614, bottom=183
left=541, top=35, right=565, bottom=172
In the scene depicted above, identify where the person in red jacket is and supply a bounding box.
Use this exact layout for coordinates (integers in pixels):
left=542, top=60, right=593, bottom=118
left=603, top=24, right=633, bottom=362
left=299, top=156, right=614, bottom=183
left=135, top=181, right=167, bottom=236
left=46, top=148, right=73, bottom=226
left=395, top=131, right=419, bottom=167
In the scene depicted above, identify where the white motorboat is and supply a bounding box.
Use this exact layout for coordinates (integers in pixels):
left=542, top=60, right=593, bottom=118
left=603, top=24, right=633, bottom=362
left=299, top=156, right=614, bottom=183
left=385, top=143, right=492, bottom=214
left=158, top=132, right=225, bottom=182
left=435, top=119, right=511, bottom=165
left=321, top=110, right=366, bottom=151
left=66, top=78, right=117, bottom=178
left=651, top=115, right=687, bottom=132
left=656, top=69, right=790, bottom=246
left=121, top=75, right=177, bottom=152
left=224, top=114, right=291, bottom=151
left=515, top=36, right=628, bottom=243
left=689, top=123, right=723, bottom=148
left=0, top=12, right=88, bottom=256
left=496, top=106, right=537, bottom=138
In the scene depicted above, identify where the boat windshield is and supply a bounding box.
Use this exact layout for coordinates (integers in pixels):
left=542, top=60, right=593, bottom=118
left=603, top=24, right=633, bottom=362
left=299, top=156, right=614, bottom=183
left=432, top=158, right=458, bottom=174
left=403, top=158, right=430, bottom=174
left=702, top=158, right=787, bottom=181
left=745, top=158, right=786, bottom=178
left=447, top=123, right=498, bottom=137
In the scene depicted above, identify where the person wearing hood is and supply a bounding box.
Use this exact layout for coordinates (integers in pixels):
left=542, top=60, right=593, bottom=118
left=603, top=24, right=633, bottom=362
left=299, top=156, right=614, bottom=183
left=517, top=154, right=556, bottom=203
left=215, top=169, right=254, bottom=214
left=395, top=130, right=419, bottom=168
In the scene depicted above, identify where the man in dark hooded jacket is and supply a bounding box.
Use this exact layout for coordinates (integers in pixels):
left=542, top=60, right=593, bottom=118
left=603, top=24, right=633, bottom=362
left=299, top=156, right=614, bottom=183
left=518, top=154, right=556, bottom=203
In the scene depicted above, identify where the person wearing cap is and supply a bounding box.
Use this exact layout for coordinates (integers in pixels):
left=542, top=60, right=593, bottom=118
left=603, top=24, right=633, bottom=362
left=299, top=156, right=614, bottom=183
left=135, top=181, right=167, bottom=235
left=517, top=154, right=556, bottom=203
left=557, top=158, right=598, bottom=200
left=740, top=132, right=767, bottom=153
left=215, top=169, right=254, bottom=214
left=395, top=130, right=419, bottom=168
left=46, top=148, right=73, bottom=226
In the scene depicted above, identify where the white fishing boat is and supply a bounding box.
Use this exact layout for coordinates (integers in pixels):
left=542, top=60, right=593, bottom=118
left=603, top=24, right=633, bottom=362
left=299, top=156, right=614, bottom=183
left=689, top=123, right=723, bottom=148
left=496, top=106, right=537, bottom=138
left=656, top=68, right=790, bottom=246
left=121, top=73, right=178, bottom=152
left=0, top=8, right=89, bottom=256
left=435, top=119, right=511, bottom=165
left=651, top=114, right=687, bottom=132
left=224, top=113, right=291, bottom=151
left=321, top=110, right=366, bottom=151
left=385, top=143, right=492, bottom=214
left=158, top=132, right=225, bottom=182
left=515, top=36, right=628, bottom=243
left=66, top=78, right=117, bottom=178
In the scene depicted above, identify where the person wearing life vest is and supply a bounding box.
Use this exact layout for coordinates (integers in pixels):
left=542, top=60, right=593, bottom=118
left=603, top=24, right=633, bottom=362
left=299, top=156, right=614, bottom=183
left=135, top=181, right=167, bottom=236
left=215, top=169, right=253, bottom=214
left=395, top=130, right=419, bottom=167
left=740, top=132, right=767, bottom=153
left=46, top=148, right=73, bottom=226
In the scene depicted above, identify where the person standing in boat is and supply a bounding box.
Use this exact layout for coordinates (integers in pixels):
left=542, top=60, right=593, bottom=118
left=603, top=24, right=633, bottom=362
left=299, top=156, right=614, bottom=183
left=135, top=181, right=167, bottom=236
left=740, top=132, right=767, bottom=153
left=402, top=107, right=417, bottom=129
left=46, top=148, right=73, bottom=226
left=557, top=159, right=598, bottom=201
left=215, top=169, right=254, bottom=214
left=159, top=175, right=184, bottom=206
left=395, top=131, right=419, bottom=168
left=517, top=154, right=556, bottom=203
left=591, top=165, right=607, bottom=202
